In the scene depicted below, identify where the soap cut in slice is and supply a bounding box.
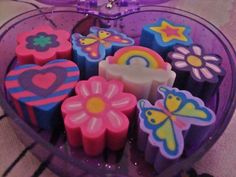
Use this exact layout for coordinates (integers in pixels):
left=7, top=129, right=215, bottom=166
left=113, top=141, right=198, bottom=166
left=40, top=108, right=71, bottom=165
left=71, top=26, right=135, bottom=79
left=16, top=25, right=72, bottom=65
left=137, top=86, right=216, bottom=172
left=167, top=44, right=225, bottom=100
left=140, top=18, right=192, bottom=57
left=99, top=46, right=176, bottom=103
left=5, top=59, right=80, bottom=130
left=61, top=76, right=137, bottom=156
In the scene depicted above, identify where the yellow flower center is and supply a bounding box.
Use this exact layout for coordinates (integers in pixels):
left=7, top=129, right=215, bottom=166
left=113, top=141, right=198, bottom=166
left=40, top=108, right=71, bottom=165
left=86, top=97, right=106, bottom=114
left=187, top=55, right=203, bottom=67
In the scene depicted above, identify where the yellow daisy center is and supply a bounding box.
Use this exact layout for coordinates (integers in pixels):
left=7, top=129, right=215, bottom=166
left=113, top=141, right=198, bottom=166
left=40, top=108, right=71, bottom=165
left=86, top=97, right=106, bottom=114
left=187, top=55, right=203, bottom=67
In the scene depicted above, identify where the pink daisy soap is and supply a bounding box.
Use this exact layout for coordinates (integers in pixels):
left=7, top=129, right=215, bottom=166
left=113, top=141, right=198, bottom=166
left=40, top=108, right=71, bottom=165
left=61, top=76, right=137, bottom=156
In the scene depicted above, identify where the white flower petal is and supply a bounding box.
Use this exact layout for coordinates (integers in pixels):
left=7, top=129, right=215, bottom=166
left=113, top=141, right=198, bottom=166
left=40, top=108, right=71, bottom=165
left=107, top=110, right=122, bottom=128
left=200, top=68, right=213, bottom=79
left=79, top=83, right=90, bottom=97
left=192, top=68, right=201, bottom=80
left=111, top=98, right=130, bottom=108
left=203, top=55, right=219, bottom=61
left=70, top=112, right=88, bottom=124
left=171, top=52, right=185, bottom=60
left=176, top=46, right=190, bottom=55
left=66, top=101, right=83, bottom=111
left=206, top=63, right=222, bottom=73
left=192, top=45, right=202, bottom=56
left=91, top=81, right=102, bottom=94
left=105, top=84, right=119, bottom=99
left=87, top=117, right=103, bottom=133
left=174, top=61, right=188, bottom=68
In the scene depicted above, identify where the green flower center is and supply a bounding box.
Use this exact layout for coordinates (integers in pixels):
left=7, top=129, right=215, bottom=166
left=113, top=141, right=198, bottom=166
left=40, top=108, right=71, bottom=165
left=33, top=35, right=52, bottom=48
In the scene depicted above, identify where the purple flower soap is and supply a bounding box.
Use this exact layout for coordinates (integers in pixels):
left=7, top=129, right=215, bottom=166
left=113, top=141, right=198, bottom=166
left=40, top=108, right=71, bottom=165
left=168, top=44, right=225, bottom=100
left=137, top=86, right=215, bottom=172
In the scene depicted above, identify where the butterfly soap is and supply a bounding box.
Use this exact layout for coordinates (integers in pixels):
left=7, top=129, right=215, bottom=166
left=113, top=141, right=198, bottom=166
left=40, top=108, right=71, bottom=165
left=99, top=46, right=176, bottom=103
left=137, top=86, right=215, bottom=172
left=72, top=27, right=134, bottom=79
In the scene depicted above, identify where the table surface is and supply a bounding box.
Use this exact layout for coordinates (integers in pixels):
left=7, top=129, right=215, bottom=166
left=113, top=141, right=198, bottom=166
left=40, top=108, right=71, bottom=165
left=0, top=0, right=236, bottom=177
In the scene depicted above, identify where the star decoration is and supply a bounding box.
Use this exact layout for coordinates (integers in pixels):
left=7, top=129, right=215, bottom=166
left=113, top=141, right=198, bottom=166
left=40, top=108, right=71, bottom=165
left=150, top=20, right=188, bottom=43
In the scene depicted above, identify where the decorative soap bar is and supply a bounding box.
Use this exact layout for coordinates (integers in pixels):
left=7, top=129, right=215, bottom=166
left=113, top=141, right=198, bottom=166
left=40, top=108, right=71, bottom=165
left=16, top=26, right=72, bottom=65
left=99, top=46, right=176, bottom=103
left=61, top=76, right=137, bottom=156
left=137, top=86, right=215, bottom=172
left=168, top=44, right=225, bottom=100
left=71, top=27, right=135, bottom=79
left=140, top=19, right=192, bottom=57
left=5, top=59, right=80, bottom=129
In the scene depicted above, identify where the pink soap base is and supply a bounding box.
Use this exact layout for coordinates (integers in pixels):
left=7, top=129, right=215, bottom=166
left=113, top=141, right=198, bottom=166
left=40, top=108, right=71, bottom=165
left=61, top=76, right=137, bottom=156
left=16, top=25, right=72, bottom=65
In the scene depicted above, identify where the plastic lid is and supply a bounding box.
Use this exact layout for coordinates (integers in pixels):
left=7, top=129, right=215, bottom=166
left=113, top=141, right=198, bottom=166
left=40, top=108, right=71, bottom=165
left=37, top=0, right=172, bottom=19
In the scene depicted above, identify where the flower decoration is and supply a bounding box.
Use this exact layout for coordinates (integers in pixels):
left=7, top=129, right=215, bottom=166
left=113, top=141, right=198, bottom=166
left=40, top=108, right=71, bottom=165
left=61, top=76, right=137, bottom=156
left=168, top=44, right=225, bottom=83
left=16, top=26, right=72, bottom=65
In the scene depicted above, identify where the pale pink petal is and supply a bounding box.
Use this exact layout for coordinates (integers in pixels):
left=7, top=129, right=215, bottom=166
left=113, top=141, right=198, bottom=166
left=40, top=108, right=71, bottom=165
left=200, top=68, right=213, bottom=79
left=62, top=96, right=83, bottom=115
left=75, top=81, right=90, bottom=97
left=105, top=110, right=129, bottom=150
left=203, top=55, right=219, bottom=61
left=174, top=61, right=188, bottom=68
left=176, top=46, right=190, bottom=55
left=110, top=93, right=137, bottom=116
left=64, top=111, right=89, bottom=129
left=171, top=52, right=185, bottom=60
left=105, top=110, right=129, bottom=132
left=206, top=63, right=222, bottom=73
left=192, top=45, right=202, bottom=56
left=91, top=80, right=102, bottom=94
left=192, top=68, right=201, bottom=80
left=83, top=117, right=105, bottom=136
left=104, top=80, right=123, bottom=99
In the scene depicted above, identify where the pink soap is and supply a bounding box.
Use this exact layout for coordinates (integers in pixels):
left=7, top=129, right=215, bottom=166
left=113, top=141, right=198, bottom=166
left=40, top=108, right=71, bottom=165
left=16, top=25, right=72, bottom=65
left=61, top=76, right=137, bottom=156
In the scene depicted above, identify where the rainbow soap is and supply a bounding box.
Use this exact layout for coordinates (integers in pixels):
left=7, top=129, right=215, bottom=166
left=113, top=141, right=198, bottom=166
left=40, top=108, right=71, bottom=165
left=16, top=26, right=72, bottom=65
left=71, top=27, right=135, bottom=79
left=137, top=86, right=215, bottom=172
left=140, top=19, right=192, bottom=57
left=61, top=76, right=137, bottom=156
left=5, top=59, right=80, bottom=129
left=99, top=46, right=176, bottom=103
left=168, top=44, right=225, bottom=100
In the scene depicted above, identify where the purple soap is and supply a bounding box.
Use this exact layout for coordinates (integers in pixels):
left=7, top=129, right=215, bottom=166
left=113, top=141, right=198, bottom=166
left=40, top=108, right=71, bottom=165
left=168, top=44, right=225, bottom=100
left=137, top=86, right=216, bottom=172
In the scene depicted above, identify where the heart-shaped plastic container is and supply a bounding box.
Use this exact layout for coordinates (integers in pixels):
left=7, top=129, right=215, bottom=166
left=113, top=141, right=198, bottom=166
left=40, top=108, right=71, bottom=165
left=0, top=3, right=235, bottom=177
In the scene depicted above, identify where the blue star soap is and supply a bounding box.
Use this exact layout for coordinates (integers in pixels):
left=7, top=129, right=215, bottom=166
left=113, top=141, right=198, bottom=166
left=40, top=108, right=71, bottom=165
left=140, top=19, right=193, bottom=57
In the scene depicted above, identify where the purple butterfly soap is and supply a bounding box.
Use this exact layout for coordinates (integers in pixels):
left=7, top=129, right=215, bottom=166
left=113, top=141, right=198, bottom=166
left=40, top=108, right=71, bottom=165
left=137, top=86, right=215, bottom=172
left=71, top=27, right=134, bottom=79
left=5, top=59, right=80, bottom=129
left=168, top=44, right=225, bottom=100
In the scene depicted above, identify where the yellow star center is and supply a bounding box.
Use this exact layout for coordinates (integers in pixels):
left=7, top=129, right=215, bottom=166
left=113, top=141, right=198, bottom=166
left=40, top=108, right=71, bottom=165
left=150, top=21, right=188, bottom=43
